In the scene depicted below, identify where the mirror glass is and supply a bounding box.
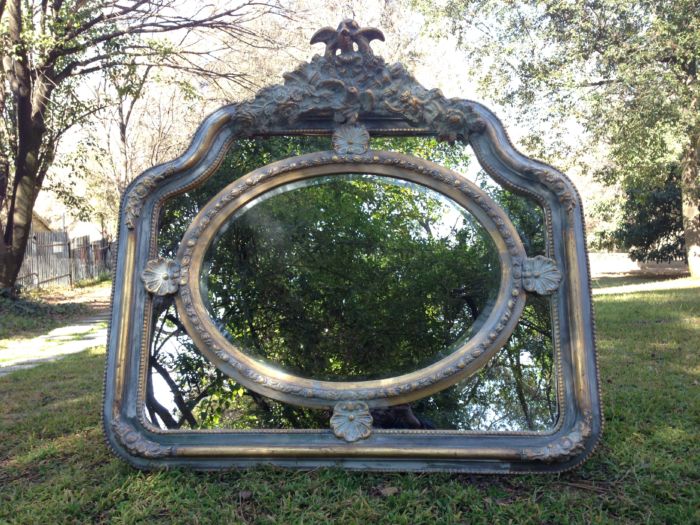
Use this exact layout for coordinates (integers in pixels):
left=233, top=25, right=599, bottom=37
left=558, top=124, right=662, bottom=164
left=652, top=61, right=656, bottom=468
left=200, top=174, right=501, bottom=381
left=150, top=137, right=557, bottom=433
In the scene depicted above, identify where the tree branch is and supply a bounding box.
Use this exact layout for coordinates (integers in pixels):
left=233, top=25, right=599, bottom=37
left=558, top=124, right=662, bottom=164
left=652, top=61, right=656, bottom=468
left=151, top=357, right=198, bottom=428
left=146, top=368, right=179, bottom=429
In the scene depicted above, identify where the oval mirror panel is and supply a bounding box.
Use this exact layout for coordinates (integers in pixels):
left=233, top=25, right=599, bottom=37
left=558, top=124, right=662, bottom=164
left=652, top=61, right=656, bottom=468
left=201, top=174, right=501, bottom=381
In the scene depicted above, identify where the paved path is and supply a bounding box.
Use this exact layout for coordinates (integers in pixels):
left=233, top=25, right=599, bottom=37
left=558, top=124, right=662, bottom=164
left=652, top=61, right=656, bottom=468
left=0, top=314, right=109, bottom=378
left=0, top=284, right=111, bottom=378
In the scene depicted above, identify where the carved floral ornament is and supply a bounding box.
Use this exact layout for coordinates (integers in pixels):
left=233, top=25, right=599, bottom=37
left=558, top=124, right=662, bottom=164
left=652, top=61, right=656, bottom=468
left=332, top=124, right=370, bottom=154
left=105, top=19, right=601, bottom=473
left=330, top=401, right=373, bottom=442
left=141, top=258, right=180, bottom=296
left=522, top=256, right=562, bottom=295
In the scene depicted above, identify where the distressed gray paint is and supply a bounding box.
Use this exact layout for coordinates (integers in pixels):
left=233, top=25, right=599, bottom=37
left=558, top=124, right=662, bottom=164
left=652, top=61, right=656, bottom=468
left=103, top=21, right=602, bottom=472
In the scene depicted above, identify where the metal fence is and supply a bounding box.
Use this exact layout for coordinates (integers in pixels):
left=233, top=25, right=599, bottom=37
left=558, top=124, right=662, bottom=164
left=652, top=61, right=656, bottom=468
left=16, top=228, right=113, bottom=289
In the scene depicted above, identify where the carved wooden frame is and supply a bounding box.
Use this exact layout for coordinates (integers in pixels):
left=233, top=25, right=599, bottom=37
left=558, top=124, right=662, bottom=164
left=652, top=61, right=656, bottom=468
left=103, top=20, right=602, bottom=472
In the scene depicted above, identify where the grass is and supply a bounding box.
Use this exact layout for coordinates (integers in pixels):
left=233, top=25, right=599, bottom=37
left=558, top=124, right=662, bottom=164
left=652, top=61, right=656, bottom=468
left=1, top=278, right=699, bottom=524
left=590, top=274, right=684, bottom=289
left=74, top=271, right=112, bottom=289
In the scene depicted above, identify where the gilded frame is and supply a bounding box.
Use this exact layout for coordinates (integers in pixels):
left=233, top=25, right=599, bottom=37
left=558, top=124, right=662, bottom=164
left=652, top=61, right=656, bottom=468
left=103, top=20, right=602, bottom=472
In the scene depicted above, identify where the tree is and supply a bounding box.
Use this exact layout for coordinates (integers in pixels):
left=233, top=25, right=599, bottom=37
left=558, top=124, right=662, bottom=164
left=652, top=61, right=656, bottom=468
left=420, top=0, right=700, bottom=275
left=73, top=64, right=204, bottom=235
left=0, top=0, right=288, bottom=294
left=592, top=163, right=686, bottom=262
left=17, top=0, right=453, bottom=254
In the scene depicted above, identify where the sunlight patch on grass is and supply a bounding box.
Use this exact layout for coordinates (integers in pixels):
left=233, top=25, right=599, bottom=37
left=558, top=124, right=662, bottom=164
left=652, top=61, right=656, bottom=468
left=592, top=276, right=700, bottom=296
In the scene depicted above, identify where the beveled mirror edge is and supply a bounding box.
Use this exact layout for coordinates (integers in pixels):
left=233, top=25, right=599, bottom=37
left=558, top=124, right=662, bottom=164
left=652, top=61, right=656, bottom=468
left=103, top=25, right=602, bottom=472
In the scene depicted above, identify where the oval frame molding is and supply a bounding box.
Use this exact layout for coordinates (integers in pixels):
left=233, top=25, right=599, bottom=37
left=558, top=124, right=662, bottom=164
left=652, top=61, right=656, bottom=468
left=175, top=150, right=527, bottom=408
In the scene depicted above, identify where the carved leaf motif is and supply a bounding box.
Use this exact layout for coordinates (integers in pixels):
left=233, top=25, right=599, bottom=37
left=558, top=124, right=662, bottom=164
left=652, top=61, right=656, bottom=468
left=330, top=401, right=373, bottom=442
left=522, top=256, right=561, bottom=295
left=520, top=418, right=592, bottom=463
left=526, top=168, right=577, bottom=212
left=112, top=417, right=173, bottom=458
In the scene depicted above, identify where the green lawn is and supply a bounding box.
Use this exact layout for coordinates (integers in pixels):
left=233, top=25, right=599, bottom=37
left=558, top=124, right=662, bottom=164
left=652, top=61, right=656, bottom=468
left=1, top=279, right=698, bottom=524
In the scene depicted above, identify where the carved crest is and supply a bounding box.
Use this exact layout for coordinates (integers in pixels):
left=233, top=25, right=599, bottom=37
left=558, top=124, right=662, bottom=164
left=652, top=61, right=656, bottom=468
left=311, top=19, right=385, bottom=57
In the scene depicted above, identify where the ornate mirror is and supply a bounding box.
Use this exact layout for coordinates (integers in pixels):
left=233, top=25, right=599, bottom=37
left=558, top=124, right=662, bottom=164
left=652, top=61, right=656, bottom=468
left=104, top=20, right=602, bottom=472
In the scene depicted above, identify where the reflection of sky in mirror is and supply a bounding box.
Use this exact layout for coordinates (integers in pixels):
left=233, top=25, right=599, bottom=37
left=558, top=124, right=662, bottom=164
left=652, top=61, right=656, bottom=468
left=210, top=174, right=477, bottom=247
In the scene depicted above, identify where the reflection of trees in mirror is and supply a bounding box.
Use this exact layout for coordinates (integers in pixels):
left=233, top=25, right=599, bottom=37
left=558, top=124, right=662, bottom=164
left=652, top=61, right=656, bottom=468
left=147, top=136, right=556, bottom=432
left=157, top=136, right=469, bottom=259
left=203, top=175, right=500, bottom=381
left=416, top=296, right=556, bottom=431
left=145, top=297, right=555, bottom=431
left=147, top=301, right=331, bottom=430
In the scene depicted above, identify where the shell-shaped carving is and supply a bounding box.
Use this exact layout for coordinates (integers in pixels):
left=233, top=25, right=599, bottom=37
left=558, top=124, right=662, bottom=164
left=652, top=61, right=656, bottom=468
left=522, top=256, right=561, bottom=295
left=141, top=258, right=180, bottom=295
left=332, top=125, right=370, bottom=155
left=330, top=401, right=373, bottom=442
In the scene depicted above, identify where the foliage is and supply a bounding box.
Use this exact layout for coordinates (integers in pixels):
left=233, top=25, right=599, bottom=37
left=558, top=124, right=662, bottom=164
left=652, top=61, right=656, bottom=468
left=207, top=176, right=500, bottom=381
left=0, top=0, right=289, bottom=291
left=593, top=165, right=686, bottom=262
left=1, top=278, right=699, bottom=523
left=419, top=0, right=700, bottom=271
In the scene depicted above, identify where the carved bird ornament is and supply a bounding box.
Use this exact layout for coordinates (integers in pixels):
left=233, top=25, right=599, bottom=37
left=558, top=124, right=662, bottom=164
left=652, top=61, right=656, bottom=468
left=310, top=19, right=385, bottom=57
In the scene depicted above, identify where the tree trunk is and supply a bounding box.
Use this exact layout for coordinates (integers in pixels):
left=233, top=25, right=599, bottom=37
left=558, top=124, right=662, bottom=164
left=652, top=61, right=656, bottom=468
left=0, top=0, right=53, bottom=294
left=0, top=242, right=26, bottom=295
left=0, top=146, right=41, bottom=293
left=682, top=131, right=700, bottom=278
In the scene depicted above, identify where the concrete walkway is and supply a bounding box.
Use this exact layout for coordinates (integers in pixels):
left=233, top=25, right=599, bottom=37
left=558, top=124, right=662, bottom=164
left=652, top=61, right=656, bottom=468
left=0, top=283, right=111, bottom=378
left=0, top=312, right=110, bottom=378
